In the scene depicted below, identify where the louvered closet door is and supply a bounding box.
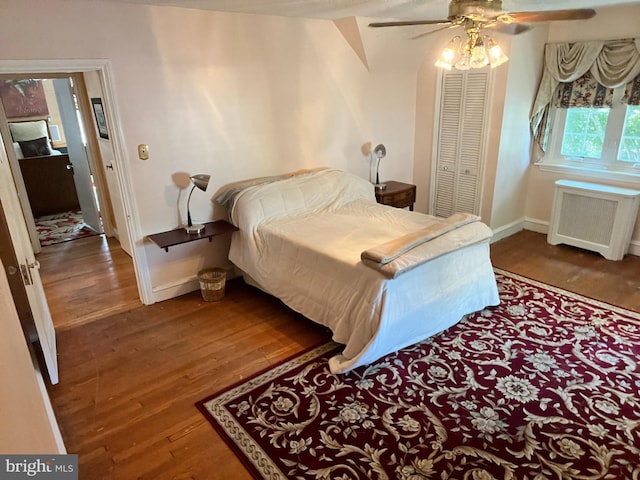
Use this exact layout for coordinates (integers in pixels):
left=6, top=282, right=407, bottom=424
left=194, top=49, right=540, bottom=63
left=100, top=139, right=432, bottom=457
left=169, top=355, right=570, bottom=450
left=433, top=70, right=489, bottom=218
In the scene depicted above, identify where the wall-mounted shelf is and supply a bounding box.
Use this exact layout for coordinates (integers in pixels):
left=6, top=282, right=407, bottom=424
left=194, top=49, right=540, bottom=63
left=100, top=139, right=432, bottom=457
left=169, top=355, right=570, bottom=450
left=148, top=220, right=238, bottom=252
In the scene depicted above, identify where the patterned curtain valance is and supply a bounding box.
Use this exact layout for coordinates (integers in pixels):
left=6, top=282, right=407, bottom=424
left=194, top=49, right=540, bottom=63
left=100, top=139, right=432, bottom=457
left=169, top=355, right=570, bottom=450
left=623, top=73, right=640, bottom=105
left=554, top=71, right=614, bottom=108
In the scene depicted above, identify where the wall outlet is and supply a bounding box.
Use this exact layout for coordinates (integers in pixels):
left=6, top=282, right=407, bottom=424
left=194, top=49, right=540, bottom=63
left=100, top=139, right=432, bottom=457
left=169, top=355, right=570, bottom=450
left=138, top=144, right=149, bottom=160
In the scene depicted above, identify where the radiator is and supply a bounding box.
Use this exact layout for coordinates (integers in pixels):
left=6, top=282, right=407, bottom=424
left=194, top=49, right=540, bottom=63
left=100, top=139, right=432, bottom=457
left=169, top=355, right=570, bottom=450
left=547, top=180, right=640, bottom=260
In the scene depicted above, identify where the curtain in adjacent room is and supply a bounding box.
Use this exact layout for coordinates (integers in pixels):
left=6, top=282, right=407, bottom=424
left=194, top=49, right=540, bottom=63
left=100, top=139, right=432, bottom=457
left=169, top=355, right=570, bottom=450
left=530, top=38, right=640, bottom=160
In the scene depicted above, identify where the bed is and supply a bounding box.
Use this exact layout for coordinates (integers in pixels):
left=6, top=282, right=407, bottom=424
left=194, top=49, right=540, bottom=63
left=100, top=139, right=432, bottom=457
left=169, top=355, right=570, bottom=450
left=223, top=169, right=500, bottom=373
left=8, top=120, right=80, bottom=216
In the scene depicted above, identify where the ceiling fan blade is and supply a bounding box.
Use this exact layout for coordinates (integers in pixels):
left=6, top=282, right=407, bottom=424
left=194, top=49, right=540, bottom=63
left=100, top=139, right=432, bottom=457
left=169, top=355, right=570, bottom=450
left=488, top=22, right=531, bottom=35
left=504, top=9, right=596, bottom=23
left=411, top=24, right=460, bottom=40
left=369, top=19, right=451, bottom=28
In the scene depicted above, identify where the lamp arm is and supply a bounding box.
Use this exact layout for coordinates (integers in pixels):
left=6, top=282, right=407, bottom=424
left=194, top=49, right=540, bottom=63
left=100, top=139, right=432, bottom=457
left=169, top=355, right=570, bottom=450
left=186, top=184, right=197, bottom=227
left=376, top=156, right=382, bottom=185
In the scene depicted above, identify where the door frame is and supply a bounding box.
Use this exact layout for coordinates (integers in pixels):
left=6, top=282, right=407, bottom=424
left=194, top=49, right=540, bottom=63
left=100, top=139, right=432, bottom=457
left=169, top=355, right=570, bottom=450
left=0, top=59, right=152, bottom=305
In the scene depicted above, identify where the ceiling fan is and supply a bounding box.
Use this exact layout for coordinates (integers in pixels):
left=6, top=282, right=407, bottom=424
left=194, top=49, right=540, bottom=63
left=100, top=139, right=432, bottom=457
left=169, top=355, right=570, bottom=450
left=369, top=0, right=596, bottom=70
left=369, top=0, right=596, bottom=35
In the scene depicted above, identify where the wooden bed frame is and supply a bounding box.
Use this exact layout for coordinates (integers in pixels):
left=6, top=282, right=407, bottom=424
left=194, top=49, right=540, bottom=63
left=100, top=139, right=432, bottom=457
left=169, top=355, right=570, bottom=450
left=18, top=154, right=80, bottom=217
left=8, top=117, right=80, bottom=217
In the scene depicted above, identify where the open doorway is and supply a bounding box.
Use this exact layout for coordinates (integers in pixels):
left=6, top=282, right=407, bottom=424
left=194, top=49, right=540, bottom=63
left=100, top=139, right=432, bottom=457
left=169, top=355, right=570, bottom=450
left=0, top=72, right=138, bottom=330
left=0, top=76, right=103, bottom=250
left=0, top=60, right=149, bottom=339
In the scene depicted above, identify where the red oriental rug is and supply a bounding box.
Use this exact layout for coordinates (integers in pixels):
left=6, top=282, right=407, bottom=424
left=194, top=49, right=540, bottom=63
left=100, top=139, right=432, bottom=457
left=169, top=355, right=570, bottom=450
left=197, top=269, right=640, bottom=479
left=35, top=210, right=99, bottom=247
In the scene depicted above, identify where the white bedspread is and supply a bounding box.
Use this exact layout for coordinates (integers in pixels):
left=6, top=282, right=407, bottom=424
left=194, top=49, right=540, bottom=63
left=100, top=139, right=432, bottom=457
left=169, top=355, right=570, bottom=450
left=228, top=169, right=500, bottom=373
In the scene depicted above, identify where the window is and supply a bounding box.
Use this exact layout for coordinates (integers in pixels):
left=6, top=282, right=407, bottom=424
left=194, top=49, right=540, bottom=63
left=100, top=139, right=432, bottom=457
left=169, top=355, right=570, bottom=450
left=545, top=91, right=640, bottom=178
left=619, top=105, right=640, bottom=162
left=560, top=108, right=608, bottom=158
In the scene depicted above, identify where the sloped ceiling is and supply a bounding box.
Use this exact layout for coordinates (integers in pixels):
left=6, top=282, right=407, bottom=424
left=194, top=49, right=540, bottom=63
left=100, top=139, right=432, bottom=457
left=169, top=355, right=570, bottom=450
left=334, top=17, right=369, bottom=70
left=72, top=0, right=640, bottom=21
left=70, top=0, right=640, bottom=74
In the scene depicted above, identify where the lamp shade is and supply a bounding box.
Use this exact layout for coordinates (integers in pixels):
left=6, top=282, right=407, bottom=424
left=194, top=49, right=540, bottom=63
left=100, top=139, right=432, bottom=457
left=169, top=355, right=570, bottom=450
left=190, top=174, right=210, bottom=192
left=373, top=144, right=386, bottom=159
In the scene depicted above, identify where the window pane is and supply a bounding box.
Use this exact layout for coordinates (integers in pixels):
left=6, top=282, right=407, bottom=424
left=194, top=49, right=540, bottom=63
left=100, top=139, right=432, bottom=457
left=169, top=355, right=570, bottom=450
left=561, top=108, right=609, bottom=159
left=618, top=105, right=640, bottom=163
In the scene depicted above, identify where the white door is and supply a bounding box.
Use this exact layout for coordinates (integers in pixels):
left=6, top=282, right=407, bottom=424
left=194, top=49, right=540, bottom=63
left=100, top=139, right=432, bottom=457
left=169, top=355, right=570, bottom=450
left=0, top=136, right=58, bottom=384
left=53, top=78, right=102, bottom=233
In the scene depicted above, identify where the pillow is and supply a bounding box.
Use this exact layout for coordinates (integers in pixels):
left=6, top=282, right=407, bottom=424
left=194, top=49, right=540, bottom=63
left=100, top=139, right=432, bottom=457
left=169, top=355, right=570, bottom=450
left=216, top=175, right=289, bottom=210
left=18, top=137, right=53, bottom=157
left=12, top=142, right=24, bottom=159
left=215, top=168, right=329, bottom=210
left=9, top=120, right=49, bottom=142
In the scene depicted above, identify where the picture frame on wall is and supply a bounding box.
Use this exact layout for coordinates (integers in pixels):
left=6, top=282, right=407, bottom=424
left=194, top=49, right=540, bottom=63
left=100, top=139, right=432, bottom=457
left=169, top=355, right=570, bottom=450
left=0, top=79, right=50, bottom=118
left=91, top=97, right=109, bottom=139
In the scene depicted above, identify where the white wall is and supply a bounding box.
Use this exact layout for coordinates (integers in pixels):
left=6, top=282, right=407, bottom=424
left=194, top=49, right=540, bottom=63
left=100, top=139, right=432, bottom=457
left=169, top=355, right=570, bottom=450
left=489, top=27, right=548, bottom=230
left=413, top=35, right=443, bottom=214
left=0, top=0, right=427, bottom=301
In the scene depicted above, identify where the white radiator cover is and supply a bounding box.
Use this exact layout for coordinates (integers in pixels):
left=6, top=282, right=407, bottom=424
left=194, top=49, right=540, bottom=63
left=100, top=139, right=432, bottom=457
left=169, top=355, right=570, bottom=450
left=548, top=180, right=640, bottom=261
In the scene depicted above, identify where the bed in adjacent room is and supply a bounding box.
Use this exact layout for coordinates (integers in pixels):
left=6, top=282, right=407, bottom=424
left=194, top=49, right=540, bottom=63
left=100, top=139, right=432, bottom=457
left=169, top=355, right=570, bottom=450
left=222, top=169, right=500, bottom=373
left=8, top=119, right=80, bottom=216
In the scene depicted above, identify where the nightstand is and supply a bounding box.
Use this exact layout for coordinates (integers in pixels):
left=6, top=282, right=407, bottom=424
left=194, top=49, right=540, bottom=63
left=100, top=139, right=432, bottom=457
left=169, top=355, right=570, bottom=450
left=375, top=181, right=416, bottom=210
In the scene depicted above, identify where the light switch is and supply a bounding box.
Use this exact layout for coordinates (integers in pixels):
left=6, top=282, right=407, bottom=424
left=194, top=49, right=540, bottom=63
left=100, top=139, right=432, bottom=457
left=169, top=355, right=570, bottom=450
left=138, top=144, right=149, bottom=160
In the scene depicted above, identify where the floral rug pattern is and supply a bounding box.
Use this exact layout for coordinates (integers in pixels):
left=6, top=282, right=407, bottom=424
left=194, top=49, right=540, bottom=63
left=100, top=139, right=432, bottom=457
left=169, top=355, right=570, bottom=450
left=198, top=269, right=640, bottom=480
left=35, top=210, right=98, bottom=247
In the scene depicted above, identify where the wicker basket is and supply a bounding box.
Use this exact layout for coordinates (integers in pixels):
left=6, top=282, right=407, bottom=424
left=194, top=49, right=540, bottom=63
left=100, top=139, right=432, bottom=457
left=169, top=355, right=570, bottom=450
left=197, top=268, right=226, bottom=302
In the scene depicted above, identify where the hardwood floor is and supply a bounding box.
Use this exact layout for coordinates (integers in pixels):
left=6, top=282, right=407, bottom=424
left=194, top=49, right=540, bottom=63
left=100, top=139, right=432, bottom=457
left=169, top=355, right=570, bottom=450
left=38, top=235, right=141, bottom=330
left=43, top=230, right=640, bottom=479
left=491, top=230, right=640, bottom=312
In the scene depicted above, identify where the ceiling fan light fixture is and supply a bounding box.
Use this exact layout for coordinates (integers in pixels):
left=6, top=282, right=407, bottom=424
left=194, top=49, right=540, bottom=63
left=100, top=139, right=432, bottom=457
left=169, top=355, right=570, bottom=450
left=434, top=37, right=460, bottom=70
left=455, top=49, right=472, bottom=70
left=485, top=35, right=509, bottom=68
left=435, top=25, right=507, bottom=71
left=469, top=35, right=489, bottom=68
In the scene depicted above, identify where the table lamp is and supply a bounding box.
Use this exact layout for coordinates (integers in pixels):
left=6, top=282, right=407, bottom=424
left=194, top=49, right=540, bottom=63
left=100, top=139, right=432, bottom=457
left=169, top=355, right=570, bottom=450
left=373, top=144, right=386, bottom=190
left=186, top=174, right=210, bottom=234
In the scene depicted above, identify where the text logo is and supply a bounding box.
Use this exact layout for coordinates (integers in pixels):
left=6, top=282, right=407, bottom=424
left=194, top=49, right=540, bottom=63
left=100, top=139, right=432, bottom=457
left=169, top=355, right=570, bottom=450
left=0, top=456, right=77, bottom=480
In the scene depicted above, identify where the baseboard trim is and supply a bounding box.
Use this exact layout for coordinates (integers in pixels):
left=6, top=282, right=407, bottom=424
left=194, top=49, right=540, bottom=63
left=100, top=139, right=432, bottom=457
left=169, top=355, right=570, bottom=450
left=152, top=277, right=200, bottom=303
left=490, top=219, right=524, bottom=243
left=523, top=217, right=548, bottom=234
left=491, top=217, right=550, bottom=243
left=151, top=266, right=239, bottom=303
left=629, top=240, right=640, bottom=257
